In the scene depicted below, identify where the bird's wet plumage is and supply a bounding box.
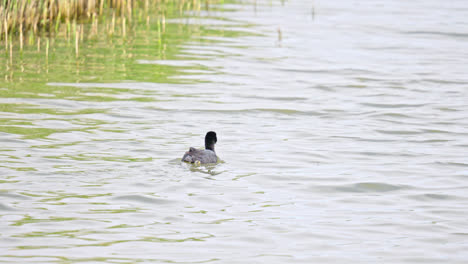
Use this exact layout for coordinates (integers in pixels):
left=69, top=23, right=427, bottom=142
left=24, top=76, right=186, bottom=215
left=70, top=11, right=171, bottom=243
left=182, top=131, right=218, bottom=164
left=182, top=147, right=217, bottom=164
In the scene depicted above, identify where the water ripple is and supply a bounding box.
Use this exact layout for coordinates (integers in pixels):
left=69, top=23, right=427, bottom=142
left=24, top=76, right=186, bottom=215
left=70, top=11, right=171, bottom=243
left=112, top=195, right=174, bottom=205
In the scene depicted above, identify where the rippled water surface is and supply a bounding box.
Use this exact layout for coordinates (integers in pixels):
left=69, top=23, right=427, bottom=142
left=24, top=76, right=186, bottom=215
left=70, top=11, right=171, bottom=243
left=1, top=0, right=468, bottom=263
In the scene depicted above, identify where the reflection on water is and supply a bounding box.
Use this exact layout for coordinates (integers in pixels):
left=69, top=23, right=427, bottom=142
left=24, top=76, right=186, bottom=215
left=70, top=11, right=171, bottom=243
left=1, top=0, right=468, bottom=263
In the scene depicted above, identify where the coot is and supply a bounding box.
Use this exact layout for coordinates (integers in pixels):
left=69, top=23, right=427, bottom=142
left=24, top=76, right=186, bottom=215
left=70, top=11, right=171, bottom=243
left=182, top=131, right=218, bottom=164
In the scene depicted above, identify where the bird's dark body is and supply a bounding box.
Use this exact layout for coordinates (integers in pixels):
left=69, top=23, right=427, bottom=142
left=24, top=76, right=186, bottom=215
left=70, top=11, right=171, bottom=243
left=181, top=131, right=218, bottom=164
left=182, top=147, right=217, bottom=164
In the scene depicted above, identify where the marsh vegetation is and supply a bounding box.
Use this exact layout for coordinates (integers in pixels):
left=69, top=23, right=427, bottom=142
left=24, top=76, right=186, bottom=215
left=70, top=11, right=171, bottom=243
left=1, top=0, right=221, bottom=56
left=0, top=0, right=239, bottom=92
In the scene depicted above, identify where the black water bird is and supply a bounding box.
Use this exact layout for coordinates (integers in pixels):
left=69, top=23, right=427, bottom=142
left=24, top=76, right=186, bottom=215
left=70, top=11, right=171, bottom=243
left=182, top=131, right=218, bottom=164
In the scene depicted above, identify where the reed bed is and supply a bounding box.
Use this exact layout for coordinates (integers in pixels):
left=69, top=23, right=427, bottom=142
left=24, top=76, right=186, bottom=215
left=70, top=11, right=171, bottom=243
left=1, top=0, right=210, bottom=51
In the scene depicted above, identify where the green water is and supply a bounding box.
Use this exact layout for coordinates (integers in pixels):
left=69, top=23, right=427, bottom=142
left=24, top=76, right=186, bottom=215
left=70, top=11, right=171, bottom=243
left=0, top=3, right=254, bottom=141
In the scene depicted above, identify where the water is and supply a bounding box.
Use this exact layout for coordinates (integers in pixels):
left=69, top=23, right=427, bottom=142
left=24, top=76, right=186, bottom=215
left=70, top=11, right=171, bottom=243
left=1, top=0, right=468, bottom=263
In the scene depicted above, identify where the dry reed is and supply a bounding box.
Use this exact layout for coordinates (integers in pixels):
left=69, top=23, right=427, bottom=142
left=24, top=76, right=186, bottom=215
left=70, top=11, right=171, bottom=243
left=1, top=0, right=210, bottom=41
left=2, top=0, right=104, bottom=38
left=1, top=0, right=215, bottom=62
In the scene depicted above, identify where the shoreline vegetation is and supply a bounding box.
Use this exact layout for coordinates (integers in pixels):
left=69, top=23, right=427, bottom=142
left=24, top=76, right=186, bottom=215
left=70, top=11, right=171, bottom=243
left=1, top=0, right=216, bottom=54
left=1, top=0, right=235, bottom=87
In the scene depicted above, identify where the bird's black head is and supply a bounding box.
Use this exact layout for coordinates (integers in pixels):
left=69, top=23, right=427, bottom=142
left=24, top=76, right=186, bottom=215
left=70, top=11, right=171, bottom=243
left=205, top=131, right=217, bottom=151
